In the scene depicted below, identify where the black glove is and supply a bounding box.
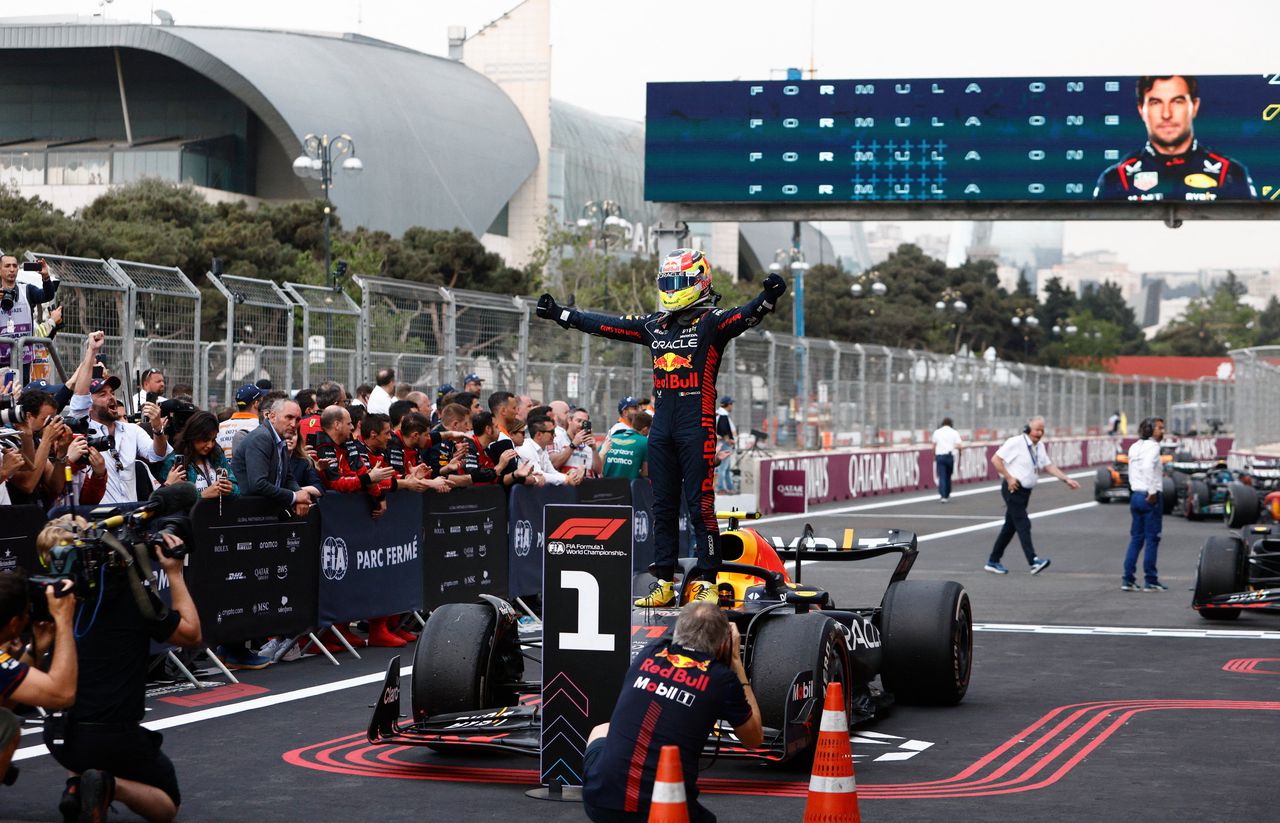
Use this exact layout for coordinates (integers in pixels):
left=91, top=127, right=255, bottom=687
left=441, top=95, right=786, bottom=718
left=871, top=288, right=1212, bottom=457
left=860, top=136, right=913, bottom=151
left=536, top=293, right=560, bottom=319
left=762, top=273, right=787, bottom=302
left=536, top=293, right=571, bottom=328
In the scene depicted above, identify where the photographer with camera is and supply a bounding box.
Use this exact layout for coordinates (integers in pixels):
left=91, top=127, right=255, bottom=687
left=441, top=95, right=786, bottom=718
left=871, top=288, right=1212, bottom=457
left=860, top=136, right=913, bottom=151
left=1, top=571, right=78, bottom=786
left=582, top=602, right=761, bottom=822
left=65, top=333, right=171, bottom=505
left=0, top=255, right=58, bottom=382
left=0, top=387, right=64, bottom=506
left=37, top=511, right=201, bottom=823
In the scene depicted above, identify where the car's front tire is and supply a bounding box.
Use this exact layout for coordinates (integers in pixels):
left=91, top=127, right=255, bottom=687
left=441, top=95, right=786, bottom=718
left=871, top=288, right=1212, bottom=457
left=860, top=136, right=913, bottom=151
left=879, top=580, right=972, bottom=705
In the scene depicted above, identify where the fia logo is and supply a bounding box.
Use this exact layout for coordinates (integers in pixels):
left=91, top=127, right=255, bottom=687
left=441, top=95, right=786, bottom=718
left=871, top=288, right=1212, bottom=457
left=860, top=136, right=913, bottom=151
left=634, top=510, right=650, bottom=543
left=321, top=536, right=349, bottom=581
left=547, top=541, right=566, bottom=555
left=513, top=520, right=533, bottom=557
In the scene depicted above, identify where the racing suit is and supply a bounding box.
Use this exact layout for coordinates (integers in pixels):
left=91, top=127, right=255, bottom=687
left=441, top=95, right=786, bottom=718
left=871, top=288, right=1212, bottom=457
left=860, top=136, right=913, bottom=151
left=541, top=278, right=784, bottom=581
left=1093, top=140, right=1257, bottom=201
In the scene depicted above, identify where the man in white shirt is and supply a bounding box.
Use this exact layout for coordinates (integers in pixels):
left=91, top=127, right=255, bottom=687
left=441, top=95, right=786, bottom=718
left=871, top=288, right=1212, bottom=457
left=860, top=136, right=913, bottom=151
left=516, top=417, right=580, bottom=486
left=985, top=416, right=1080, bottom=575
left=366, top=368, right=395, bottom=415
left=76, top=376, right=171, bottom=504
left=931, top=417, right=964, bottom=503
left=1122, top=417, right=1168, bottom=592
left=131, top=368, right=167, bottom=410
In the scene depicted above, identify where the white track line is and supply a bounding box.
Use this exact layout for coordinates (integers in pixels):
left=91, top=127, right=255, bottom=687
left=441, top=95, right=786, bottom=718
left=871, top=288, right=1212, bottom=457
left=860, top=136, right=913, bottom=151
left=756, top=468, right=1095, bottom=525
left=13, top=664, right=412, bottom=763
left=15, top=611, right=1277, bottom=765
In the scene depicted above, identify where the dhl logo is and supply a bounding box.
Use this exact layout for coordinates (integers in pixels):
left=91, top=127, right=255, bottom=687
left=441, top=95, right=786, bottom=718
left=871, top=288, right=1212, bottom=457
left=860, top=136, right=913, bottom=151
left=655, top=647, right=710, bottom=671
left=654, top=352, right=693, bottom=372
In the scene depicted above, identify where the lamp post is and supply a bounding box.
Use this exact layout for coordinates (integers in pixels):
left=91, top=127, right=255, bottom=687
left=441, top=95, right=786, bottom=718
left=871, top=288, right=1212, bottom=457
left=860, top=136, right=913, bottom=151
left=292, top=134, right=363, bottom=293
left=850, top=271, right=888, bottom=317
left=577, top=199, right=627, bottom=309
left=293, top=134, right=361, bottom=352
left=934, top=287, right=968, bottom=351
left=1011, top=307, right=1040, bottom=358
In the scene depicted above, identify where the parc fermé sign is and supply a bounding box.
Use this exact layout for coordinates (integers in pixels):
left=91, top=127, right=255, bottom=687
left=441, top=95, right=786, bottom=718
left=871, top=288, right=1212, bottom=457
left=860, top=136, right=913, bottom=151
left=760, top=435, right=1235, bottom=515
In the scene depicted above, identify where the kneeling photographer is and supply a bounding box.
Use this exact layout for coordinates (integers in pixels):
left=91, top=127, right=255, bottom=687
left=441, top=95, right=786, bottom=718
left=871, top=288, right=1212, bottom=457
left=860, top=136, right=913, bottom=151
left=1, top=572, right=78, bottom=788
left=37, top=484, right=202, bottom=823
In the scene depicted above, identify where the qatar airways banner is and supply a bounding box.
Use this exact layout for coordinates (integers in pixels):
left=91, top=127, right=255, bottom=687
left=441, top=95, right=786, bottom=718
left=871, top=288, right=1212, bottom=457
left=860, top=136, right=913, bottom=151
left=756, top=435, right=1233, bottom=515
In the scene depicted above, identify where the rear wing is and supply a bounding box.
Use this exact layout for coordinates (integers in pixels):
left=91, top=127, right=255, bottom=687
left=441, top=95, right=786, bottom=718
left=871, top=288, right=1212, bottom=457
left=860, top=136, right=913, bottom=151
left=771, top=524, right=919, bottom=585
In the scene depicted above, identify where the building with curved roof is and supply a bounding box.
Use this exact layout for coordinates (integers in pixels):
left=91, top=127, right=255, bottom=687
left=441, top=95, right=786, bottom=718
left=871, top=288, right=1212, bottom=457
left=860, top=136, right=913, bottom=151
left=0, top=22, right=537, bottom=238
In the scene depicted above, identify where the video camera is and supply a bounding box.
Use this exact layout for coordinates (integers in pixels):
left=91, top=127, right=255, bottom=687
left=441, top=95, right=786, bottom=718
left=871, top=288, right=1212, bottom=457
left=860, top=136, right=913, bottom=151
left=29, top=482, right=198, bottom=623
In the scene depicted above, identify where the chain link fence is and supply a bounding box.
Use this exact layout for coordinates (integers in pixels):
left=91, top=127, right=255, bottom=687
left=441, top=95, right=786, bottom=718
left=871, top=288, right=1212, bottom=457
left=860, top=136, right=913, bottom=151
left=281, top=282, right=360, bottom=392
left=1229, top=347, right=1280, bottom=451
left=206, top=273, right=294, bottom=409
left=7, top=251, right=1244, bottom=448
left=108, top=259, right=201, bottom=402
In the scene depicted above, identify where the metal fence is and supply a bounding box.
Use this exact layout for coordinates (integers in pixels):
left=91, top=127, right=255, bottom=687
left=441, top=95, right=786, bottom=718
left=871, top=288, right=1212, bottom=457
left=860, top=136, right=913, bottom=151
left=205, top=273, right=294, bottom=410
left=1230, top=346, right=1280, bottom=451
left=8, top=254, right=1243, bottom=449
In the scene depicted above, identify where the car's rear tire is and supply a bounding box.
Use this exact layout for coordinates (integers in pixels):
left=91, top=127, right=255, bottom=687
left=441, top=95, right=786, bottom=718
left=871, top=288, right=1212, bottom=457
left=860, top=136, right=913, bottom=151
left=412, top=603, right=517, bottom=720
left=1185, top=479, right=1209, bottom=521
left=1225, top=483, right=1259, bottom=529
left=1094, top=468, right=1113, bottom=503
left=1161, top=476, right=1177, bottom=514
left=1193, top=536, right=1247, bottom=621
left=880, top=580, right=972, bottom=705
left=748, top=612, right=850, bottom=732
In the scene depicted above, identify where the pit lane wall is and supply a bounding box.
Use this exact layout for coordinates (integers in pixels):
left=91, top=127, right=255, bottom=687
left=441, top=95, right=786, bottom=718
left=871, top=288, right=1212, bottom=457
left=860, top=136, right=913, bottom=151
left=745, top=435, right=1235, bottom=515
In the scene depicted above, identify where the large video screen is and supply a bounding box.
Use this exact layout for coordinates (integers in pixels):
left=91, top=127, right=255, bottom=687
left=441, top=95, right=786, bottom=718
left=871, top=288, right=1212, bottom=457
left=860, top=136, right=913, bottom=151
left=645, top=74, right=1279, bottom=203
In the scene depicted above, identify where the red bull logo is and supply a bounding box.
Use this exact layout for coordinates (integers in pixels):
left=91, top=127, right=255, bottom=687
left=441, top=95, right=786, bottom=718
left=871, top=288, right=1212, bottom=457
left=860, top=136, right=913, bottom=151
left=654, top=352, right=694, bottom=372
left=655, top=647, right=711, bottom=671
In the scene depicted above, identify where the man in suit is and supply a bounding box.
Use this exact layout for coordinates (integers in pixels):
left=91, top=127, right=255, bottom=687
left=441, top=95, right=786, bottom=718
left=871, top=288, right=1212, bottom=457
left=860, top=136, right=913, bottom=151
left=231, top=397, right=314, bottom=517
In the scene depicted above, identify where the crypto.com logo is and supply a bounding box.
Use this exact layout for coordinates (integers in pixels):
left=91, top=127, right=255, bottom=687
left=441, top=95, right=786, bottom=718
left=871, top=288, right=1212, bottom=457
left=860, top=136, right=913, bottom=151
left=548, top=518, right=627, bottom=541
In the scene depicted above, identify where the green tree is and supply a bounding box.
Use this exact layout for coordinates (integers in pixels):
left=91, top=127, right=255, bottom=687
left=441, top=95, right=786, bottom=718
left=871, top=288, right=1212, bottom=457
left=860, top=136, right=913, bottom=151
left=1149, top=282, right=1257, bottom=355
left=1256, top=296, right=1280, bottom=346
left=1078, top=281, right=1146, bottom=354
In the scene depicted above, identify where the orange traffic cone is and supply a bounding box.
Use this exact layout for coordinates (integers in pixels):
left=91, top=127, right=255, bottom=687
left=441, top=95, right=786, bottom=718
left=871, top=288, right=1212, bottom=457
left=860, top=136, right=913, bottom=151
left=803, top=682, right=860, bottom=823
left=647, top=745, right=690, bottom=823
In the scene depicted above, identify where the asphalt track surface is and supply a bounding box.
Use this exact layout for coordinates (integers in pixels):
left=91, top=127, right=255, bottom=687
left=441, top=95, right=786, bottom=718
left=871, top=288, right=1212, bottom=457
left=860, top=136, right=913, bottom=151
left=6, top=473, right=1279, bottom=821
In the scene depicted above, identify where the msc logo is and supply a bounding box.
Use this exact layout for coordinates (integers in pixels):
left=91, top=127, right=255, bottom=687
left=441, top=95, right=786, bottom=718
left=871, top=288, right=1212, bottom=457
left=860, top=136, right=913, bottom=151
left=513, top=519, right=534, bottom=557
left=321, top=536, right=349, bottom=581
left=547, top=541, right=566, bottom=555
left=548, top=518, right=627, bottom=541
left=634, top=510, right=650, bottom=543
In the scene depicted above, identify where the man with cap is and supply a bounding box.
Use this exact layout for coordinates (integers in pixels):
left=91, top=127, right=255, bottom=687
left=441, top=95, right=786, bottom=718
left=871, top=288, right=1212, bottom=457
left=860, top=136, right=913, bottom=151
left=431, top=384, right=455, bottom=427
left=609, top=396, right=641, bottom=437
left=217, top=385, right=264, bottom=460
left=715, top=396, right=738, bottom=492
left=64, top=333, right=170, bottom=504
left=462, top=373, right=483, bottom=394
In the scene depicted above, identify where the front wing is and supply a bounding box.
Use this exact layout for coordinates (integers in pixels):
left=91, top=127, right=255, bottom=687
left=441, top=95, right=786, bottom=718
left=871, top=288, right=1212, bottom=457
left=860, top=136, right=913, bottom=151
left=1193, top=587, right=1280, bottom=612
left=367, top=656, right=824, bottom=763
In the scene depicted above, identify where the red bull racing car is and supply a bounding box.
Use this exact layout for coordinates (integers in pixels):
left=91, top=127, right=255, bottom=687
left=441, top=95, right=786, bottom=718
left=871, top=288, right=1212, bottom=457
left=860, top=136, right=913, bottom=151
left=368, top=515, right=973, bottom=764
left=1192, top=523, right=1280, bottom=619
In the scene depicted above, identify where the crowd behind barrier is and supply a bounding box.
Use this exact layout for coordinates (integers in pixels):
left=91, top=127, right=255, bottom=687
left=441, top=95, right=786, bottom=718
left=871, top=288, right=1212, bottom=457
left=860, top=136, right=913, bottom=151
left=3, top=250, right=1245, bottom=452
left=0, top=478, right=690, bottom=647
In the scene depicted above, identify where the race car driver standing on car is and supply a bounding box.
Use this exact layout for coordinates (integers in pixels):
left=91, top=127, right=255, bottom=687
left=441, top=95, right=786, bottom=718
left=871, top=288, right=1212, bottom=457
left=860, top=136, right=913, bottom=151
left=537, top=249, right=785, bottom=606
left=1094, top=75, right=1257, bottom=201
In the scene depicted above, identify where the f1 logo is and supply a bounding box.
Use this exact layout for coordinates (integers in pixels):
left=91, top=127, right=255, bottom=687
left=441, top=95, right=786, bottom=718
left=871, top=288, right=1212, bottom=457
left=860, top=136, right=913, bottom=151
left=548, top=518, right=626, bottom=541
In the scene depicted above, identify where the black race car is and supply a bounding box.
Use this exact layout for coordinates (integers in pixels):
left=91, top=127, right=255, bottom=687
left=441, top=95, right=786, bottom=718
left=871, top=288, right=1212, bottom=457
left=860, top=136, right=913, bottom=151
left=1192, top=524, right=1280, bottom=619
left=368, top=518, right=972, bottom=764
left=1222, top=461, right=1280, bottom=528
left=1168, top=459, right=1237, bottom=521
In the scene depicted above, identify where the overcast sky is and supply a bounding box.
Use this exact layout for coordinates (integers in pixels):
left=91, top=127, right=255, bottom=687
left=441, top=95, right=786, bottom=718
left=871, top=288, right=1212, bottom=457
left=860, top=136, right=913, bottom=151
left=11, top=0, right=1280, bottom=273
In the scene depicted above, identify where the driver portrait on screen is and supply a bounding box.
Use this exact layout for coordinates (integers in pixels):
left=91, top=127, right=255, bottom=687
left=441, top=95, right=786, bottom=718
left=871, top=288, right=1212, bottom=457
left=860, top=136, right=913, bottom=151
left=1094, top=75, right=1257, bottom=201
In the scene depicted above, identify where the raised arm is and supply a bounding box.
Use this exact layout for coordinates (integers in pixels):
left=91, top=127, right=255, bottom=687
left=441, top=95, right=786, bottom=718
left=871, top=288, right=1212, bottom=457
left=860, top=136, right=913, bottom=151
left=713, top=273, right=787, bottom=342
left=535, top=294, right=650, bottom=345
